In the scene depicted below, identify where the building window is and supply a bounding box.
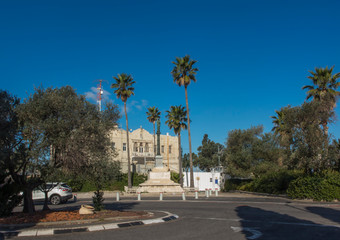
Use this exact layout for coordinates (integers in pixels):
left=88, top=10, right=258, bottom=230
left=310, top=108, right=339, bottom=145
left=145, top=143, right=149, bottom=152
left=134, top=142, right=138, bottom=152
left=169, top=145, right=172, bottom=154
left=161, top=145, right=164, bottom=153
left=139, top=143, right=143, bottom=153
left=123, top=143, right=127, bottom=151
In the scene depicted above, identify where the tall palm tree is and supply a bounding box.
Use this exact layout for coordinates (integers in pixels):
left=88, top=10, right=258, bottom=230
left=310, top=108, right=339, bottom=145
left=111, top=73, right=135, bottom=189
left=146, top=107, right=161, bottom=158
left=165, top=105, right=187, bottom=187
left=171, top=55, right=198, bottom=188
left=302, top=66, right=340, bottom=134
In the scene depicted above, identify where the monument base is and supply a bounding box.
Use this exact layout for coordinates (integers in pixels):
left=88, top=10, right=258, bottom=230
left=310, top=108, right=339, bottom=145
left=137, top=166, right=183, bottom=193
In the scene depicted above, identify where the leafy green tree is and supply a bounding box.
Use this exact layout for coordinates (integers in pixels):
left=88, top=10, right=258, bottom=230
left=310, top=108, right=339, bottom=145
left=146, top=107, right=161, bottom=157
left=16, top=86, right=120, bottom=213
left=165, top=105, right=187, bottom=187
left=278, top=101, right=334, bottom=173
left=328, top=139, right=340, bottom=171
left=196, top=134, right=224, bottom=172
left=171, top=55, right=198, bottom=188
left=225, top=126, right=281, bottom=178
left=0, top=90, right=25, bottom=216
left=302, top=66, right=340, bottom=135
left=111, top=73, right=135, bottom=189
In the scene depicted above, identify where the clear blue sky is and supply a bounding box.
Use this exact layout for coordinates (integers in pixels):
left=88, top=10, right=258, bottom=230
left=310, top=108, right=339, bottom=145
left=1, top=0, right=340, bottom=154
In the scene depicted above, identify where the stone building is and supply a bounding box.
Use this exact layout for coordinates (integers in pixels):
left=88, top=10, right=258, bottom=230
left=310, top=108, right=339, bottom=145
left=110, top=126, right=179, bottom=174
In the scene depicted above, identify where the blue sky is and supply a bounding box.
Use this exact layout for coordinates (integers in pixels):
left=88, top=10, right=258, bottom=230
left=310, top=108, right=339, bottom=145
left=1, top=0, right=340, bottom=154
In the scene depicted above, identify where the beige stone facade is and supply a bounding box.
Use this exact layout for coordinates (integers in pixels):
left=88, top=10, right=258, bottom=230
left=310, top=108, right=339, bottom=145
left=109, top=127, right=179, bottom=174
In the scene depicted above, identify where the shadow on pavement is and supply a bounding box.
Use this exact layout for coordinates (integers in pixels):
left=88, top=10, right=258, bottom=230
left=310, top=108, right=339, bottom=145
left=236, top=206, right=340, bottom=240
left=104, top=202, right=139, bottom=211
left=306, top=206, right=340, bottom=224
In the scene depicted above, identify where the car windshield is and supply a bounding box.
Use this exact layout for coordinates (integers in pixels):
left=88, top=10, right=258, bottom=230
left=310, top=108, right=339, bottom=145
left=61, top=184, right=70, bottom=188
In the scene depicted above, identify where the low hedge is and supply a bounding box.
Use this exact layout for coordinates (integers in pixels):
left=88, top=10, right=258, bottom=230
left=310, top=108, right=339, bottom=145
left=287, top=171, right=340, bottom=201
left=223, top=178, right=253, bottom=192
left=241, top=170, right=301, bottom=195
left=67, top=173, right=147, bottom=192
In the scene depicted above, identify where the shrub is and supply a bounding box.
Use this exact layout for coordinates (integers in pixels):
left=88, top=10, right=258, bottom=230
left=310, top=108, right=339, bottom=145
left=223, top=178, right=253, bottom=192
left=92, top=190, right=104, bottom=211
left=287, top=171, right=340, bottom=201
left=247, top=170, right=301, bottom=195
left=170, top=171, right=180, bottom=183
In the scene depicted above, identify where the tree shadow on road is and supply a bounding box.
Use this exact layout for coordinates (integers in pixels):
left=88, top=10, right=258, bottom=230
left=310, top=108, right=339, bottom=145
left=306, top=206, right=340, bottom=224
left=104, top=202, right=139, bottom=211
left=235, top=206, right=340, bottom=240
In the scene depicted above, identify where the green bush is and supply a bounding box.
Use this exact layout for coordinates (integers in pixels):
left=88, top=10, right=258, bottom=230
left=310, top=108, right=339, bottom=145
left=287, top=171, right=340, bottom=201
left=68, top=173, right=148, bottom=192
left=223, top=178, right=253, bottom=192
left=245, top=170, right=301, bottom=195
left=170, top=171, right=180, bottom=184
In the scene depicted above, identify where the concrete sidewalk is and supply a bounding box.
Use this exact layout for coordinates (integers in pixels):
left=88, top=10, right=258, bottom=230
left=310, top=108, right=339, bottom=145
left=0, top=210, right=178, bottom=238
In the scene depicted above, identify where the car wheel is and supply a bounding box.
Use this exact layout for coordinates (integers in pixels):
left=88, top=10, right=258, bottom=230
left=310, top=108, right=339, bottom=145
left=50, top=194, right=61, bottom=205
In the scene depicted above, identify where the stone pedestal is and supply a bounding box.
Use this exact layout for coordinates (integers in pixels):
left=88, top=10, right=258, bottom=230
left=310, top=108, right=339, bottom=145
left=137, top=156, right=183, bottom=193
left=155, top=155, right=163, bottom=168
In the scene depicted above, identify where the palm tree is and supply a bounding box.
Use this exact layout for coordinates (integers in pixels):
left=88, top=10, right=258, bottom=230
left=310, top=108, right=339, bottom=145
left=302, top=66, right=340, bottom=134
left=111, top=73, right=135, bottom=189
left=171, top=55, right=198, bottom=188
left=165, top=105, right=187, bottom=187
left=271, top=110, right=285, bottom=135
left=146, top=107, right=161, bottom=158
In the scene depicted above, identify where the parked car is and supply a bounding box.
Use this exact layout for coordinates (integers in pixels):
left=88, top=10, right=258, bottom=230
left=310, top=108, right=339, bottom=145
left=20, top=182, right=73, bottom=205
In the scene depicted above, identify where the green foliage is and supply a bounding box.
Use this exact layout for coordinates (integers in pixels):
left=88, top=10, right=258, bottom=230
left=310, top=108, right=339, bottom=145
left=196, top=134, right=224, bottom=171
left=225, top=126, right=281, bottom=177
left=146, top=107, right=161, bottom=125
left=170, top=171, right=180, bottom=183
left=66, top=173, right=147, bottom=192
left=182, top=153, right=198, bottom=171
left=0, top=179, right=23, bottom=217
left=242, top=170, right=301, bottom=194
left=92, top=190, right=104, bottom=211
left=171, top=55, right=198, bottom=87
left=111, top=73, right=135, bottom=102
left=223, top=178, right=252, bottom=192
left=287, top=171, right=340, bottom=201
left=276, top=102, right=333, bottom=172
left=302, top=66, right=340, bottom=103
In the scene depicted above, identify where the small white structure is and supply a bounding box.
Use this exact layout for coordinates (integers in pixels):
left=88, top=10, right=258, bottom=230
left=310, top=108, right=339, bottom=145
left=183, top=171, right=222, bottom=191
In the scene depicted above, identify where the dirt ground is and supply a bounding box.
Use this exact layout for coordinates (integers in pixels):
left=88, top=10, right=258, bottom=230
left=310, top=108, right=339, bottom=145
left=0, top=210, right=148, bottom=225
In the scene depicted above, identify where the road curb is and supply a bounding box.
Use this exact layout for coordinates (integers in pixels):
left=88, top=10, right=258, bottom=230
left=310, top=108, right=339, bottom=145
left=0, top=211, right=178, bottom=237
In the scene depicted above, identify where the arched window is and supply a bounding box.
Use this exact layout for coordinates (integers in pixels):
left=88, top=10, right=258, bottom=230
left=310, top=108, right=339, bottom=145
left=145, top=143, right=149, bottom=152
left=134, top=142, right=138, bottom=152
left=139, top=143, right=143, bottom=153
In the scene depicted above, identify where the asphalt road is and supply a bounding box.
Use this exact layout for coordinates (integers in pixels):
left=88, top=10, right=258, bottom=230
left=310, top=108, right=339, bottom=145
left=7, top=196, right=340, bottom=240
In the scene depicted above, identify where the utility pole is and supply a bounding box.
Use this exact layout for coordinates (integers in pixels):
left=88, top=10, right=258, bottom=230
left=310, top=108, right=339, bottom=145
left=97, top=80, right=103, bottom=112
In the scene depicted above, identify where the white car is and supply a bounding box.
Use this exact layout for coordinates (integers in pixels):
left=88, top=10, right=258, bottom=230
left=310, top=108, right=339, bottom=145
left=32, top=182, right=73, bottom=205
